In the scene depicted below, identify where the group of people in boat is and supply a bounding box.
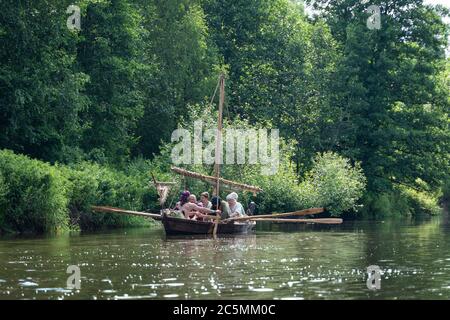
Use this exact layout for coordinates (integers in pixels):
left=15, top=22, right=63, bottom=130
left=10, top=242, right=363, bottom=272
left=173, top=190, right=248, bottom=221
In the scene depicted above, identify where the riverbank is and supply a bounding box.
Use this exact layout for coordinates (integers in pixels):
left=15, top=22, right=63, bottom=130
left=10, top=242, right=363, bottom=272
left=0, top=149, right=444, bottom=235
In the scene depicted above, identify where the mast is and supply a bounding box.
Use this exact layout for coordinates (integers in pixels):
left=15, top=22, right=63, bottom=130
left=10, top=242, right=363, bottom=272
left=213, top=74, right=225, bottom=197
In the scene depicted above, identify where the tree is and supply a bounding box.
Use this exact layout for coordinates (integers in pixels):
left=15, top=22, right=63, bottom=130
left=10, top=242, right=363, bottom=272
left=308, top=0, right=450, bottom=192
left=77, top=0, right=150, bottom=165
left=0, top=0, right=89, bottom=162
left=204, top=0, right=350, bottom=175
left=134, top=0, right=221, bottom=158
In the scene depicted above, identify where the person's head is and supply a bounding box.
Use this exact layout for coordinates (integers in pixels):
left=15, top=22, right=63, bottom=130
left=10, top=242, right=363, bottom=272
left=188, top=194, right=197, bottom=203
left=200, top=192, right=209, bottom=203
left=226, top=192, right=238, bottom=206
left=179, top=190, right=190, bottom=205
left=211, top=196, right=222, bottom=210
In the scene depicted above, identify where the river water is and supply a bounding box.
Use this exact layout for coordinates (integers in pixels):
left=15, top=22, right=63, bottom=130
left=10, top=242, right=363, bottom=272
left=1, top=216, right=450, bottom=300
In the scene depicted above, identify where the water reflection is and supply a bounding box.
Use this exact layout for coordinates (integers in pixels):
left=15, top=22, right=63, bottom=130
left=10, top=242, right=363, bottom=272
left=1, top=217, right=450, bottom=299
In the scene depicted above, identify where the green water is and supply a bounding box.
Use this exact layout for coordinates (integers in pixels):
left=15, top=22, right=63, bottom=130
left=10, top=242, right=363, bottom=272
left=1, top=216, right=450, bottom=300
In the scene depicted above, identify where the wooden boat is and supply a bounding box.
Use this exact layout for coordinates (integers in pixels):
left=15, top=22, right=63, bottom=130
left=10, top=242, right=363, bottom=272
left=91, top=205, right=338, bottom=236
left=162, top=213, right=255, bottom=235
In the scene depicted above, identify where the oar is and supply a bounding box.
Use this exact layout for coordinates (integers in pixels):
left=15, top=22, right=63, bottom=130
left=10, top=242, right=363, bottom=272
left=223, top=207, right=325, bottom=223
left=91, top=206, right=162, bottom=220
left=249, top=218, right=343, bottom=225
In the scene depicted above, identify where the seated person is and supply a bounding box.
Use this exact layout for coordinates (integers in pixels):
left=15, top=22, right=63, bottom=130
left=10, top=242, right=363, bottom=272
left=226, top=192, right=246, bottom=218
left=188, top=194, right=197, bottom=203
left=174, top=190, right=190, bottom=210
left=210, top=196, right=231, bottom=220
left=247, top=201, right=257, bottom=216
left=200, top=192, right=212, bottom=209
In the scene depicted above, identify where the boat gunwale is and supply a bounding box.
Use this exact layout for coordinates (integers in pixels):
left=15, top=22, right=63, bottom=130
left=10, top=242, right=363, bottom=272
left=162, top=214, right=254, bottom=226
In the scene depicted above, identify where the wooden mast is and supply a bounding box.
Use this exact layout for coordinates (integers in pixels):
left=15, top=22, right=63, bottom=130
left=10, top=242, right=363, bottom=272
left=213, top=74, right=225, bottom=197
left=212, top=74, right=225, bottom=237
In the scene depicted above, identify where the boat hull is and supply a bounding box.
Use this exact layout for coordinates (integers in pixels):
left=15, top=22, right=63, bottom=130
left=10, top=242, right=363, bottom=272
left=162, top=215, right=255, bottom=235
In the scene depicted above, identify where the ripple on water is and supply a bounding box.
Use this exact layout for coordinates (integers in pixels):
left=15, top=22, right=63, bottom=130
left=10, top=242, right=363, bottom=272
left=250, top=287, right=274, bottom=292
left=114, top=293, right=157, bottom=300
left=166, top=283, right=184, bottom=287
left=102, top=290, right=117, bottom=294
left=35, top=288, right=72, bottom=294
left=287, top=281, right=301, bottom=287
left=19, top=281, right=38, bottom=287
left=278, top=296, right=304, bottom=300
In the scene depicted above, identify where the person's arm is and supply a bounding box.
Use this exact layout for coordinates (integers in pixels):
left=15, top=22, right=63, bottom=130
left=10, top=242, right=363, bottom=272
left=188, top=203, right=219, bottom=215
left=229, top=203, right=245, bottom=218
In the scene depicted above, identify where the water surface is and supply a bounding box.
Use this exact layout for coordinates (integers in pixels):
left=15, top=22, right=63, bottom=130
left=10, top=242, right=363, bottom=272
left=1, top=217, right=450, bottom=299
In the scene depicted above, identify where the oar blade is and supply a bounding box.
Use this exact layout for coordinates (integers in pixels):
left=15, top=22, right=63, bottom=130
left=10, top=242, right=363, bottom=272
left=250, top=218, right=343, bottom=224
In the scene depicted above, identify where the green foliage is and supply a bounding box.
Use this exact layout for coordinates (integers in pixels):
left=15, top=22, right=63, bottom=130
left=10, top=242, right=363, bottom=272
left=0, top=172, right=9, bottom=227
left=0, top=150, right=69, bottom=233
left=0, top=0, right=448, bottom=225
left=134, top=0, right=221, bottom=158
left=360, top=183, right=442, bottom=218
left=242, top=163, right=303, bottom=214
left=298, top=152, right=367, bottom=216
left=442, top=179, right=450, bottom=202
left=0, top=149, right=157, bottom=233
left=308, top=0, right=450, bottom=195
left=61, top=162, right=155, bottom=230
left=0, top=0, right=89, bottom=163
left=401, top=187, right=442, bottom=216
left=78, top=0, right=149, bottom=165
left=360, top=191, right=411, bottom=218
left=157, top=109, right=367, bottom=216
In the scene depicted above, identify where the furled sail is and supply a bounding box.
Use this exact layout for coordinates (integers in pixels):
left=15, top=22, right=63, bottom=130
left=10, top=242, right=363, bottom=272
left=149, top=173, right=176, bottom=206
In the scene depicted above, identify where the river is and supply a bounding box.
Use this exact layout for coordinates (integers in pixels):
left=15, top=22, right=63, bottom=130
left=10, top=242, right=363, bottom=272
left=1, top=216, right=450, bottom=300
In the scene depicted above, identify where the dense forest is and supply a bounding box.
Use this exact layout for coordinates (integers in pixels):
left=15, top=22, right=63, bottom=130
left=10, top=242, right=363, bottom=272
left=0, top=0, right=449, bottom=233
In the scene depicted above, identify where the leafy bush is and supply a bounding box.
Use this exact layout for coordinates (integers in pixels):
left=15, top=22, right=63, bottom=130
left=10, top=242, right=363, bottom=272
left=298, top=152, right=367, bottom=216
left=160, top=108, right=367, bottom=215
left=442, top=179, right=450, bottom=203
left=0, top=172, right=9, bottom=227
left=61, top=162, right=156, bottom=231
left=360, top=191, right=411, bottom=218
left=360, top=187, right=442, bottom=218
left=401, top=187, right=441, bottom=216
left=238, top=162, right=303, bottom=214
left=0, top=150, right=157, bottom=233
left=0, top=150, right=69, bottom=233
left=156, top=147, right=367, bottom=216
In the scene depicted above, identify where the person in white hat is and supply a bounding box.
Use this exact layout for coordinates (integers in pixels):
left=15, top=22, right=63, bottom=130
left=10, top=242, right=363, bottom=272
left=226, top=192, right=246, bottom=218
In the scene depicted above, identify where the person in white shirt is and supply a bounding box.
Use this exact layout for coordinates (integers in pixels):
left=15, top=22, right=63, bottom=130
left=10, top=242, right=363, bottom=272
left=200, top=192, right=212, bottom=209
left=226, top=192, right=246, bottom=218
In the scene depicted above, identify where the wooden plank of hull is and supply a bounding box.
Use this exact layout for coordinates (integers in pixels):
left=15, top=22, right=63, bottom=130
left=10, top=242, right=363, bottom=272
left=162, top=216, right=255, bottom=235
